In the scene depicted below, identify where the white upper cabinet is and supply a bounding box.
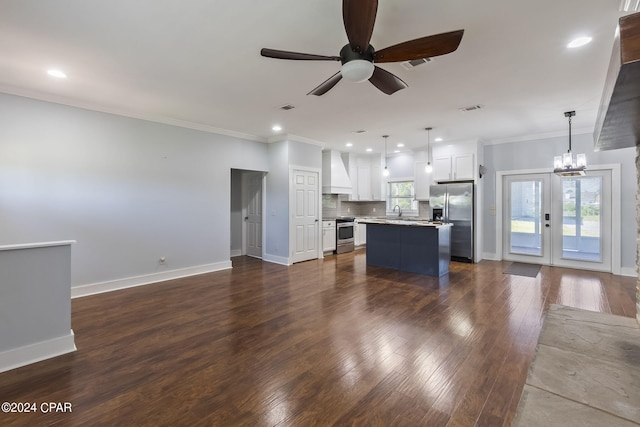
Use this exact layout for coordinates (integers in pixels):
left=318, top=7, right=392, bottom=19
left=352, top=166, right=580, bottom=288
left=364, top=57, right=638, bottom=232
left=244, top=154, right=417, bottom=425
left=432, top=146, right=475, bottom=182
left=433, top=156, right=453, bottom=182
left=453, top=153, right=474, bottom=180
left=348, top=153, right=384, bottom=201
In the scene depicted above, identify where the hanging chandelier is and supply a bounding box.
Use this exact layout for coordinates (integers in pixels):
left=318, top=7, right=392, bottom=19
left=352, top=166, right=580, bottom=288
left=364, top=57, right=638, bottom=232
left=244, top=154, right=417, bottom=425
left=553, top=111, right=586, bottom=176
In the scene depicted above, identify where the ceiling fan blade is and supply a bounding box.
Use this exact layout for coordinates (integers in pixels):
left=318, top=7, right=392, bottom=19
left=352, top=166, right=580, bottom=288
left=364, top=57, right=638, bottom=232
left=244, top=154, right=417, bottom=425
left=343, top=0, right=378, bottom=53
left=369, top=66, right=407, bottom=95
left=308, top=72, right=343, bottom=96
left=261, top=48, right=340, bottom=61
left=374, top=30, right=464, bottom=63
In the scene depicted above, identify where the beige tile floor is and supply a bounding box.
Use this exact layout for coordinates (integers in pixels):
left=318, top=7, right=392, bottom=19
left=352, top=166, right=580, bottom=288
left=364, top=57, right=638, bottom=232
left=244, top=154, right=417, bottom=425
left=514, top=304, right=640, bottom=427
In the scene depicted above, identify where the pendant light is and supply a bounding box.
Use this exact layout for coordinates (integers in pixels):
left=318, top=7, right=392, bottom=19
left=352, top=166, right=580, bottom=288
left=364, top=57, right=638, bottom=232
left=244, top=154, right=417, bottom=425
left=425, top=127, right=433, bottom=173
left=382, top=135, right=390, bottom=177
left=553, top=111, right=586, bottom=176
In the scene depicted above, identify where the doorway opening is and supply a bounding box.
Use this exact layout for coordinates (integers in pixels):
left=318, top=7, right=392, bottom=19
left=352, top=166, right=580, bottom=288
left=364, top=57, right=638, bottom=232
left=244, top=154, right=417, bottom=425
left=230, top=169, right=265, bottom=259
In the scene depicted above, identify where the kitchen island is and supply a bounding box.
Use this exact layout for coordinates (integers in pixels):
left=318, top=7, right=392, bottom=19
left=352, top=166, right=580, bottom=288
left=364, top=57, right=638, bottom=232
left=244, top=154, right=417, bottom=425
left=360, top=219, right=452, bottom=277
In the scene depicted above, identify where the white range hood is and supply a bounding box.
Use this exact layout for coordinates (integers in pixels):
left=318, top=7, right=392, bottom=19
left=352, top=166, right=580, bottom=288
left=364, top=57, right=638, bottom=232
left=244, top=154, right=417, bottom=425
left=322, top=150, right=352, bottom=194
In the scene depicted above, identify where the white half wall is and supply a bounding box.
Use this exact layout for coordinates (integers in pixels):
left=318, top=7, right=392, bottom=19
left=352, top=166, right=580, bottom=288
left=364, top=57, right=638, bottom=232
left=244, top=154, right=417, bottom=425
left=0, top=241, right=76, bottom=373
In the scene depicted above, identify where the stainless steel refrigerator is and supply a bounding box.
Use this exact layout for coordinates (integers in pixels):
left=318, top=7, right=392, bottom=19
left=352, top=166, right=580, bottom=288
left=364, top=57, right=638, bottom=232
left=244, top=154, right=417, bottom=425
left=429, top=182, right=474, bottom=262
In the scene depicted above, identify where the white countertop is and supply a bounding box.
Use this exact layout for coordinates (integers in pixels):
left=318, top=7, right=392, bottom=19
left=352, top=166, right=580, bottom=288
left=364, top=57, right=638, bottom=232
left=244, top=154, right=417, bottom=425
left=358, top=219, right=452, bottom=228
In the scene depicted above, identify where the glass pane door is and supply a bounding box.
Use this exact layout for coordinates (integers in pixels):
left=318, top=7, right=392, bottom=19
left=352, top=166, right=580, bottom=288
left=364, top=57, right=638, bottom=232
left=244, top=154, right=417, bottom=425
left=552, top=170, right=611, bottom=271
left=561, top=176, right=602, bottom=261
left=509, top=180, right=542, bottom=255
left=503, top=174, right=551, bottom=264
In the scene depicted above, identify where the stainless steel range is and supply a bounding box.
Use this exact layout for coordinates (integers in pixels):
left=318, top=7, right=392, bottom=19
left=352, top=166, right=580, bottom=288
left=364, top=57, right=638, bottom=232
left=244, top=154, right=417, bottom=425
left=335, top=217, right=355, bottom=254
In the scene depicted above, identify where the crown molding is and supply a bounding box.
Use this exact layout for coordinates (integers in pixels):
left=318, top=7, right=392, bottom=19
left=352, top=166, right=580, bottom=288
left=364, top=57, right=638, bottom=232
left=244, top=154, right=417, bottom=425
left=0, top=87, right=266, bottom=143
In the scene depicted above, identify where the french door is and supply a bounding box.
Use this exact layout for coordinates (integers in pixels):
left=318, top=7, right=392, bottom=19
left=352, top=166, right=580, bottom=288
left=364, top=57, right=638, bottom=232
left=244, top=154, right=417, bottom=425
left=503, top=174, right=551, bottom=264
left=503, top=170, right=612, bottom=272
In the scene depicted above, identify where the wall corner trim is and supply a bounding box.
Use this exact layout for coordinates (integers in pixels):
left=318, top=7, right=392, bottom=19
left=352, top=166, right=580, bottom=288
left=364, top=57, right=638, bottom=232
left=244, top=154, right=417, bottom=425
left=0, top=330, right=76, bottom=374
left=262, top=253, right=291, bottom=266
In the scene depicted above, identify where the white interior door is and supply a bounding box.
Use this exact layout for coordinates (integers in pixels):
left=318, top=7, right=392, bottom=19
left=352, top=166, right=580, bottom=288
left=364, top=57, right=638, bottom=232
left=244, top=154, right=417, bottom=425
left=503, top=174, right=551, bottom=264
left=243, top=171, right=263, bottom=258
left=292, top=169, right=319, bottom=263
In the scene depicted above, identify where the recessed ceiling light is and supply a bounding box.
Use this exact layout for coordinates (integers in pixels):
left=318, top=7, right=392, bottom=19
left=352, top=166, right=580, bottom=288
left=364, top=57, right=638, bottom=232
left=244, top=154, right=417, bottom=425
left=272, top=124, right=282, bottom=131
left=366, top=148, right=372, bottom=152
left=47, top=69, right=67, bottom=79
left=397, top=143, right=404, bottom=147
left=435, top=137, right=443, bottom=142
left=394, top=150, right=400, bottom=153
left=346, top=142, right=353, bottom=147
left=567, top=36, right=592, bottom=49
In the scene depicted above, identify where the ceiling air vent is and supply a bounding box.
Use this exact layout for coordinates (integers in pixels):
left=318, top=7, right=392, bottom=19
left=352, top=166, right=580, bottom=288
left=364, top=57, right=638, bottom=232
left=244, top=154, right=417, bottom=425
left=401, top=57, right=432, bottom=70
left=459, top=104, right=483, bottom=112
left=619, top=0, right=640, bottom=12
left=280, top=104, right=295, bottom=110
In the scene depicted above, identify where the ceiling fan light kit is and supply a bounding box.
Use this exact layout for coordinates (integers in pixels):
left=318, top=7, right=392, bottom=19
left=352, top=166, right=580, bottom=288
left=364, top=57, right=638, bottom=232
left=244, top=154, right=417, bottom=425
left=341, top=59, right=375, bottom=82
left=261, top=0, right=464, bottom=96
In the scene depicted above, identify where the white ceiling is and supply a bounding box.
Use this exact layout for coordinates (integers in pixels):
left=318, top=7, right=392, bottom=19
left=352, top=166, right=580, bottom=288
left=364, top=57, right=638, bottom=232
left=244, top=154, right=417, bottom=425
left=0, top=0, right=631, bottom=154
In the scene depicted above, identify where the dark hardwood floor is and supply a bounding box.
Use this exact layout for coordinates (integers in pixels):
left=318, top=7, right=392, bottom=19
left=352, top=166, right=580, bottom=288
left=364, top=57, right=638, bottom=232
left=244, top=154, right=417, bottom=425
left=0, top=250, right=636, bottom=426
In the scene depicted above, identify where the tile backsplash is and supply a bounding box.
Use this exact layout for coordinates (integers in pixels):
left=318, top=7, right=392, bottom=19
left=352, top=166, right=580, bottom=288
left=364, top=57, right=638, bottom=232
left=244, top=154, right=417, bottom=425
left=322, top=194, right=430, bottom=219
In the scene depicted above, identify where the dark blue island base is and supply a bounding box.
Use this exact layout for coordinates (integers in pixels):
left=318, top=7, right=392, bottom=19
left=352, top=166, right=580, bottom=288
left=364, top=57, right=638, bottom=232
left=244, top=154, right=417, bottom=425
left=365, top=223, right=452, bottom=277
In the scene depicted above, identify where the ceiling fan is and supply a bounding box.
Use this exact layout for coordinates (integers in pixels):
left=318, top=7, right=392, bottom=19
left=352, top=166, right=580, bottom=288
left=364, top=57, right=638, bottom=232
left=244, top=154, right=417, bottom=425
left=260, top=0, right=464, bottom=96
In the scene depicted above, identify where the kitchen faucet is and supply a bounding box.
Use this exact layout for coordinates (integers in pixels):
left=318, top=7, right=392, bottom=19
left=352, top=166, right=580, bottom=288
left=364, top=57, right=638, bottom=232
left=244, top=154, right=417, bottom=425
left=393, top=205, right=402, bottom=217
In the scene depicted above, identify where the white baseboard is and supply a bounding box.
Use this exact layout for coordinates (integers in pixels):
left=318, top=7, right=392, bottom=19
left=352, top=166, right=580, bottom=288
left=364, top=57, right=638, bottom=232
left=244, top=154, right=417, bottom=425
left=0, top=330, right=76, bottom=374
left=230, top=249, right=242, bottom=257
left=482, top=252, right=501, bottom=261
left=620, top=267, right=637, bottom=277
left=71, top=261, right=232, bottom=298
left=262, top=253, right=291, bottom=266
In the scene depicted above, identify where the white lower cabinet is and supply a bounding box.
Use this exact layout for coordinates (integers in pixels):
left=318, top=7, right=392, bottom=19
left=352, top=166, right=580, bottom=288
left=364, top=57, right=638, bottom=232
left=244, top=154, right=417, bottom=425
left=355, top=221, right=367, bottom=246
left=322, top=220, right=336, bottom=252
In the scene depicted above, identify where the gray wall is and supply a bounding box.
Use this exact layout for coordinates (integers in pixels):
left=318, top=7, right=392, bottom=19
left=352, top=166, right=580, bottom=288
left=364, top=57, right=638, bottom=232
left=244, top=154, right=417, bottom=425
left=265, top=140, right=289, bottom=260
left=0, top=93, right=269, bottom=287
left=230, top=169, right=243, bottom=254
left=482, top=132, right=637, bottom=271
